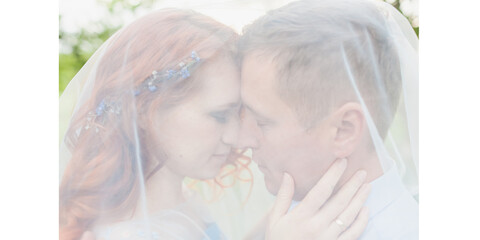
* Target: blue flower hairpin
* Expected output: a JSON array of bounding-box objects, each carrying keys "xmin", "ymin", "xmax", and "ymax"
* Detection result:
[
  {"xmin": 134, "ymin": 51, "xmax": 201, "ymax": 96},
  {"xmin": 84, "ymin": 99, "xmax": 121, "ymax": 133}
]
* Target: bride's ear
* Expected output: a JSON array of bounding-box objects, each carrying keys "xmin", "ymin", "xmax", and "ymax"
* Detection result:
[{"xmin": 330, "ymin": 102, "xmax": 365, "ymax": 158}]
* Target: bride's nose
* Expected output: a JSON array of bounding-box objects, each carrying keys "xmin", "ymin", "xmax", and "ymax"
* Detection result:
[{"xmin": 221, "ymin": 115, "xmax": 240, "ymax": 147}]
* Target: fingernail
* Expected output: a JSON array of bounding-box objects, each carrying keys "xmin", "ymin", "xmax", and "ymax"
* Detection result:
[
  {"xmin": 283, "ymin": 172, "xmax": 291, "ymax": 182},
  {"xmin": 356, "ymin": 170, "xmax": 367, "ymax": 182}
]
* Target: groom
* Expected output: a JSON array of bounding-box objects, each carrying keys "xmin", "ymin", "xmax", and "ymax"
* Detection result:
[{"xmin": 237, "ymin": 0, "xmax": 418, "ymax": 239}]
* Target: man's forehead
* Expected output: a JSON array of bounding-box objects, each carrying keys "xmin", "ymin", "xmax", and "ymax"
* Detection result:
[
  {"xmin": 241, "ymin": 50, "xmax": 278, "ymax": 70},
  {"xmin": 241, "ymin": 53, "xmax": 277, "ymax": 89},
  {"xmin": 241, "ymin": 61, "xmax": 271, "ymax": 104}
]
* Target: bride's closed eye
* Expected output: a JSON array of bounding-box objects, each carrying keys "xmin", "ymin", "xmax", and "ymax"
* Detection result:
[
  {"xmin": 209, "ymin": 102, "xmax": 241, "ymax": 124},
  {"xmin": 210, "ymin": 110, "xmax": 231, "ymax": 124}
]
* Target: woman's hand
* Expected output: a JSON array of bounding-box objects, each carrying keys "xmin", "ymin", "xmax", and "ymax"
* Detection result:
[{"xmin": 265, "ymin": 158, "xmax": 370, "ymax": 240}]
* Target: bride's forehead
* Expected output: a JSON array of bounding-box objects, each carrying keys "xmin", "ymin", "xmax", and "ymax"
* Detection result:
[
  {"xmin": 196, "ymin": 59, "xmax": 239, "ymax": 88},
  {"xmin": 175, "ymin": 68, "xmax": 239, "ymax": 108}
]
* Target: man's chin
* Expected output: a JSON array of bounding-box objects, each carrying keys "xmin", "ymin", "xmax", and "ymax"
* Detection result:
[
  {"xmin": 264, "ymin": 177, "xmax": 281, "ymax": 196},
  {"xmin": 265, "ymin": 176, "xmax": 308, "ymax": 201}
]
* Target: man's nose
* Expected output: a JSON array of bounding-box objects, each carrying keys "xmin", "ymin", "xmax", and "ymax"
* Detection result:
[{"xmin": 237, "ymin": 127, "xmax": 259, "ymax": 150}]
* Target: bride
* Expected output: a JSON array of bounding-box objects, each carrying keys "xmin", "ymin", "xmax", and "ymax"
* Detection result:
[{"xmin": 59, "ymin": 9, "xmax": 369, "ymax": 240}]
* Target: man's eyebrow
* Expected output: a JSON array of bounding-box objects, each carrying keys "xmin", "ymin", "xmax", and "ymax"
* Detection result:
[
  {"xmin": 217, "ymin": 102, "xmax": 241, "ymax": 109},
  {"xmin": 243, "ymin": 104, "xmax": 270, "ymax": 120}
]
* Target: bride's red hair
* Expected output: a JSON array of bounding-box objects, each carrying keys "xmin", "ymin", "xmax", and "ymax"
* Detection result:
[{"xmin": 59, "ymin": 9, "xmax": 244, "ymax": 240}]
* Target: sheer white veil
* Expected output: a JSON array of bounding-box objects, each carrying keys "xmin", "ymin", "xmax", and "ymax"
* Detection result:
[
  {"xmin": 368, "ymin": 0, "xmax": 419, "ymax": 197},
  {"xmin": 59, "ymin": 1, "xmax": 419, "ymax": 239}
]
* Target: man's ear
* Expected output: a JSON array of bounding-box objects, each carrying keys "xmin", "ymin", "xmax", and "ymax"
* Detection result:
[{"xmin": 330, "ymin": 102, "xmax": 365, "ymax": 158}]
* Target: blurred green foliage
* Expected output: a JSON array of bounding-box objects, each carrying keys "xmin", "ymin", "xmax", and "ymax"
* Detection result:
[
  {"xmin": 59, "ymin": 26, "xmax": 119, "ymax": 95},
  {"xmin": 59, "ymin": 0, "xmax": 156, "ymax": 95},
  {"xmin": 59, "ymin": 0, "xmax": 418, "ymax": 95}
]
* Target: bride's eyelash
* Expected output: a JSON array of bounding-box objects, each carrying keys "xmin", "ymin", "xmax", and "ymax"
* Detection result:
[{"xmin": 210, "ymin": 111, "xmax": 229, "ymax": 123}]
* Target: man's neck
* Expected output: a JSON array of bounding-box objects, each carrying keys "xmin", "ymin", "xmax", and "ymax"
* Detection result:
[{"xmin": 339, "ymin": 151, "xmax": 384, "ymax": 187}]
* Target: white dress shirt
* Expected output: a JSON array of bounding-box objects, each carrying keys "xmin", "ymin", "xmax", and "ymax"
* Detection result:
[{"xmin": 358, "ymin": 166, "xmax": 419, "ymax": 240}]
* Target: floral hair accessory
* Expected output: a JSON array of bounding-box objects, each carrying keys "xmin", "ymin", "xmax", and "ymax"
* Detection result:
[
  {"xmin": 82, "ymin": 51, "xmax": 201, "ymax": 134},
  {"xmin": 134, "ymin": 51, "xmax": 201, "ymax": 96},
  {"xmin": 84, "ymin": 98, "xmax": 121, "ymax": 133}
]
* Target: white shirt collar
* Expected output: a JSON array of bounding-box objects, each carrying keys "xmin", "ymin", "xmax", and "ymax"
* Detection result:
[{"xmin": 364, "ymin": 164, "xmax": 407, "ymax": 219}]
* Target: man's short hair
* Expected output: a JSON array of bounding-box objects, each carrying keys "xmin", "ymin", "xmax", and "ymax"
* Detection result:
[{"xmin": 238, "ymin": 0, "xmax": 402, "ymax": 138}]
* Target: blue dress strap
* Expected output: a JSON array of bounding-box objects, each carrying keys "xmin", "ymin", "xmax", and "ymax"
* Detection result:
[{"xmin": 203, "ymin": 222, "xmax": 226, "ymax": 240}]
